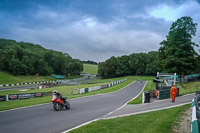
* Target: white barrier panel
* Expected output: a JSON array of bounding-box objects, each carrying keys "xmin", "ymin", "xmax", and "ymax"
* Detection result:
[
  {"xmin": 80, "ymin": 88, "xmax": 85, "ymax": 94},
  {"xmin": 78, "ymin": 78, "xmax": 127, "ymax": 94},
  {"xmin": 89, "ymin": 87, "xmax": 93, "ymax": 92},
  {"xmin": 92, "ymin": 86, "xmax": 101, "ymax": 91}
]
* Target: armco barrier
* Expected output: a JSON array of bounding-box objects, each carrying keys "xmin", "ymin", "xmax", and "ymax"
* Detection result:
[
  {"xmin": 191, "ymin": 95, "xmax": 200, "ymax": 133},
  {"xmin": 0, "ymin": 91, "xmax": 52, "ymax": 102},
  {"xmin": 79, "ymin": 78, "xmax": 127, "ymax": 94}
]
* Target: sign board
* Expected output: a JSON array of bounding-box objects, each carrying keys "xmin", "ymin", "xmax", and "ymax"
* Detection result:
[
  {"xmin": 42, "ymin": 92, "xmax": 52, "ymax": 96},
  {"xmin": 9, "ymin": 94, "xmax": 18, "ymax": 100},
  {"xmin": 0, "ymin": 96, "xmax": 6, "ymax": 101},
  {"xmin": 100, "ymin": 85, "xmax": 107, "ymax": 89},
  {"xmin": 18, "ymin": 93, "xmax": 36, "ymax": 99},
  {"xmin": 36, "ymin": 93, "xmax": 42, "ymax": 97}
]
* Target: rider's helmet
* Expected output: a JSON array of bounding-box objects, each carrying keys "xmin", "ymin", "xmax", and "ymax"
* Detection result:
[{"xmin": 54, "ymin": 90, "xmax": 58, "ymax": 94}]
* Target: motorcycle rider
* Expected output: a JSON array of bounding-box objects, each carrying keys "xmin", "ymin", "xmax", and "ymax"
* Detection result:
[{"xmin": 54, "ymin": 90, "xmax": 66, "ymax": 105}]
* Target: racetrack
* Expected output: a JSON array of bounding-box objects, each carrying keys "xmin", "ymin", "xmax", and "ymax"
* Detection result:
[{"xmin": 0, "ymin": 81, "xmax": 145, "ymax": 133}]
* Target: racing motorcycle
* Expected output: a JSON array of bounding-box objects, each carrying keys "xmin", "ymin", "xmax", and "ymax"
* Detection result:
[{"xmin": 51, "ymin": 95, "xmax": 70, "ymax": 111}]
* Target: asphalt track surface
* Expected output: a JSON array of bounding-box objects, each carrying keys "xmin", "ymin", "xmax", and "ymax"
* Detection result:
[{"xmin": 0, "ymin": 81, "xmax": 145, "ymax": 133}]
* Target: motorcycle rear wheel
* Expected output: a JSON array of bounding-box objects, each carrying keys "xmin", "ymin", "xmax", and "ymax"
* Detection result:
[{"xmin": 53, "ymin": 102, "xmax": 59, "ymax": 111}]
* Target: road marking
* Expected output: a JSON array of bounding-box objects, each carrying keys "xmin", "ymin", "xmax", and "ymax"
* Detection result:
[
  {"xmin": 100, "ymin": 102, "xmax": 191, "ymax": 120},
  {"xmin": 63, "ymin": 81, "xmax": 147, "ymax": 133},
  {"xmin": 0, "ymin": 103, "xmax": 50, "ymax": 113},
  {"xmin": 105, "ymin": 81, "xmax": 147, "ymax": 116}
]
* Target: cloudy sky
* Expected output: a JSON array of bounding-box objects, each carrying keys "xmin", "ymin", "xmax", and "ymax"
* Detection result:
[{"xmin": 0, "ymin": 0, "xmax": 200, "ymax": 62}]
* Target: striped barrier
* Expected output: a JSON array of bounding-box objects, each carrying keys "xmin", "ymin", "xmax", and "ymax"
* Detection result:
[
  {"xmin": 0, "ymin": 80, "xmax": 59, "ymax": 87},
  {"xmin": 191, "ymin": 95, "xmax": 200, "ymax": 133},
  {"xmin": 79, "ymin": 78, "xmax": 127, "ymax": 94}
]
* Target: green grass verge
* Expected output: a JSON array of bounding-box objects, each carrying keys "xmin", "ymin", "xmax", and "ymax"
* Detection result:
[
  {"xmin": 0, "ymin": 76, "xmax": 133, "ymax": 111},
  {"xmin": 83, "ymin": 64, "xmax": 98, "ymax": 74},
  {"xmin": 0, "ymin": 71, "xmax": 55, "ymax": 84},
  {"xmin": 128, "ymin": 77, "xmax": 200, "ymax": 104},
  {"xmin": 69, "ymin": 104, "xmax": 190, "ymax": 133},
  {"xmin": 178, "ymin": 81, "xmax": 200, "ymax": 95}
]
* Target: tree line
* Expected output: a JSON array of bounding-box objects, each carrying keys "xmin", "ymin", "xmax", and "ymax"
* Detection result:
[
  {"xmin": 82, "ymin": 60, "xmax": 98, "ymax": 65},
  {"xmin": 0, "ymin": 39, "xmax": 83, "ymax": 76},
  {"xmin": 98, "ymin": 51, "xmax": 159, "ymax": 78},
  {"xmin": 98, "ymin": 16, "xmax": 200, "ymax": 78}
]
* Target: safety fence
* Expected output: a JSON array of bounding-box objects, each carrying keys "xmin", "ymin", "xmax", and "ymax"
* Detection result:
[
  {"xmin": 0, "ymin": 92, "xmax": 52, "ymax": 102},
  {"xmin": 191, "ymin": 94, "xmax": 200, "ymax": 133},
  {"xmin": 78, "ymin": 78, "xmax": 127, "ymax": 94},
  {"xmin": 158, "ymin": 87, "xmax": 179, "ymax": 99}
]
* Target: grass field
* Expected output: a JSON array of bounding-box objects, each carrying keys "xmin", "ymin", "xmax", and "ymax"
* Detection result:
[
  {"xmin": 0, "ymin": 76, "xmax": 134, "ymax": 111},
  {"xmin": 0, "ymin": 71, "xmax": 55, "ymax": 84},
  {"xmin": 69, "ymin": 104, "xmax": 190, "ymax": 133},
  {"xmin": 83, "ymin": 64, "xmax": 98, "ymax": 74}
]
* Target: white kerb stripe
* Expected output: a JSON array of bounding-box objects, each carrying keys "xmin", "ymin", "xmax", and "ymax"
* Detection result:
[{"xmin": 192, "ymin": 106, "xmax": 197, "ymax": 122}]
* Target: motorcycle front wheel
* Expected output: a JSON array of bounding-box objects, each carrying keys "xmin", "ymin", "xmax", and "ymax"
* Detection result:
[
  {"xmin": 53, "ymin": 102, "xmax": 59, "ymax": 111},
  {"xmin": 65, "ymin": 101, "xmax": 70, "ymax": 109}
]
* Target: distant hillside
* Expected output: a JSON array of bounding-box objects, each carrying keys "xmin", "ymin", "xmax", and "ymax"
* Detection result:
[{"xmin": 83, "ymin": 64, "xmax": 98, "ymax": 75}]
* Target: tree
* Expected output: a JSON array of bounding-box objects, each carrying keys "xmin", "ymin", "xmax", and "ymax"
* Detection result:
[
  {"xmin": 129, "ymin": 53, "xmax": 147, "ymax": 75},
  {"xmin": 116, "ymin": 55, "xmax": 132, "ymax": 76},
  {"xmin": 98, "ymin": 56, "xmax": 117, "ymax": 78},
  {"xmin": 158, "ymin": 16, "xmax": 198, "ymax": 76},
  {"xmin": 145, "ymin": 51, "xmax": 159, "ymax": 75}
]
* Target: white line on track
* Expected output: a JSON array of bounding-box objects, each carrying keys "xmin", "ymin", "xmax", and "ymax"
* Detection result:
[
  {"xmin": 63, "ymin": 81, "xmax": 147, "ymax": 133},
  {"xmin": 0, "ymin": 103, "xmax": 51, "ymax": 113},
  {"xmin": 101, "ymin": 102, "xmax": 191, "ymax": 120}
]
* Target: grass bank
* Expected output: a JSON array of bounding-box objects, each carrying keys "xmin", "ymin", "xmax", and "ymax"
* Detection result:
[
  {"xmin": 83, "ymin": 64, "xmax": 98, "ymax": 74},
  {"xmin": 178, "ymin": 81, "xmax": 200, "ymax": 95},
  {"xmin": 0, "ymin": 76, "xmax": 134, "ymax": 111},
  {"xmin": 0, "ymin": 71, "xmax": 55, "ymax": 84},
  {"xmin": 69, "ymin": 104, "xmax": 190, "ymax": 133}
]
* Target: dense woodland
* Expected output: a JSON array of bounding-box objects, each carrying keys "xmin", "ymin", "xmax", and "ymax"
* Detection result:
[
  {"xmin": 98, "ymin": 16, "xmax": 200, "ymax": 78},
  {"xmin": 0, "ymin": 39, "xmax": 83, "ymax": 75}
]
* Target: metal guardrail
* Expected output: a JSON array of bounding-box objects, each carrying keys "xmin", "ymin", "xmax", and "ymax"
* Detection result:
[
  {"xmin": 79, "ymin": 78, "xmax": 127, "ymax": 94},
  {"xmin": 191, "ymin": 95, "xmax": 200, "ymax": 133}
]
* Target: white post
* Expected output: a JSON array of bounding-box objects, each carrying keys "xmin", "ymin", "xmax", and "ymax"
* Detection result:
[
  {"xmin": 174, "ymin": 73, "xmax": 176, "ymax": 85},
  {"xmin": 6, "ymin": 95, "xmax": 9, "ymax": 101},
  {"xmin": 142, "ymin": 92, "xmax": 145, "ymax": 104},
  {"xmin": 157, "ymin": 72, "xmax": 159, "ymax": 78}
]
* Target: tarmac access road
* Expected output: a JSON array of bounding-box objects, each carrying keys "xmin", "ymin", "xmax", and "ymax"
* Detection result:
[
  {"xmin": 0, "ymin": 81, "xmax": 146, "ymax": 133},
  {"xmin": 0, "ymin": 85, "xmax": 38, "ymax": 91},
  {"xmin": 101, "ymin": 93, "xmax": 195, "ymax": 119}
]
